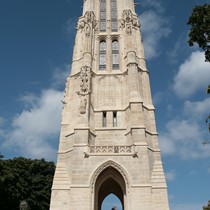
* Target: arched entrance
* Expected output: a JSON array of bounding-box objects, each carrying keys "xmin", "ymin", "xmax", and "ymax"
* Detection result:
[{"xmin": 94, "ymin": 166, "xmax": 126, "ymax": 210}]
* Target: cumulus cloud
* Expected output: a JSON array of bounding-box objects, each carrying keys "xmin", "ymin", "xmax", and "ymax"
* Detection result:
[
  {"xmin": 184, "ymin": 98, "xmax": 210, "ymax": 120},
  {"xmin": 140, "ymin": 8, "xmax": 171, "ymax": 59},
  {"xmin": 173, "ymin": 51, "xmax": 210, "ymax": 98},
  {"xmin": 159, "ymin": 119, "xmax": 210, "ymax": 159},
  {"xmin": 1, "ymin": 89, "xmax": 63, "ymax": 160}
]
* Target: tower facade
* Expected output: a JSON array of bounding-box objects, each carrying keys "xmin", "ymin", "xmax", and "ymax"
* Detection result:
[{"xmin": 50, "ymin": 0, "xmax": 170, "ymax": 209}]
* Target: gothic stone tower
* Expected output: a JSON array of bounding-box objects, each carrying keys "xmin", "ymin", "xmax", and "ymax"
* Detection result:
[{"xmin": 50, "ymin": 0, "xmax": 170, "ymax": 209}]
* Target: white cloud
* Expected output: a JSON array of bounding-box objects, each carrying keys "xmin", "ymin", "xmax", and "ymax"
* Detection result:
[
  {"xmin": 170, "ymin": 203, "xmax": 203, "ymax": 210},
  {"xmin": 165, "ymin": 170, "xmax": 176, "ymax": 181},
  {"xmin": 184, "ymin": 98, "xmax": 210, "ymax": 119},
  {"xmin": 140, "ymin": 10, "xmax": 171, "ymax": 59},
  {"xmin": 1, "ymin": 89, "xmax": 63, "ymax": 160},
  {"xmin": 173, "ymin": 51, "xmax": 210, "ymax": 98},
  {"xmin": 159, "ymin": 119, "xmax": 210, "ymax": 159}
]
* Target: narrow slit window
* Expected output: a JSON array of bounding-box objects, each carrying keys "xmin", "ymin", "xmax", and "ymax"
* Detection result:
[
  {"xmin": 112, "ymin": 40, "xmax": 119, "ymax": 69},
  {"xmin": 103, "ymin": 112, "xmax": 107, "ymax": 127},
  {"xmin": 113, "ymin": 112, "xmax": 117, "ymax": 127},
  {"xmin": 100, "ymin": 0, "xmax": 106, "ymax": 32},
  {"xmin": 111, "ymin": 0, "xmax": 118, "ymax": 32},
  {"xmin": 99, "ymin": 41, "xmax": 106, "ymax": 70}
]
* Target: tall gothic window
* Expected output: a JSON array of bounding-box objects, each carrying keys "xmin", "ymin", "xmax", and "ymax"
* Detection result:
[
  {"xmin": 102, "ymin": 112, "xmax": 107, "ymax": 127},
  {"xmin": 100, "ymin": 0, "xmax": 106, "ymax": 32},
  {"xmin": 112, "ymin": 40, "xmax": 119, "ymax": 69},
  {"xmin": 99, "ymin": 41, "xmax": 106, "ymax": 70},
  {"xmin": 111, "ymin": 0, "xmax": 118, "ymax": 32},
  {"xmin": 113, "ymin": 112, "xmax": 117, "ymax": 127}
]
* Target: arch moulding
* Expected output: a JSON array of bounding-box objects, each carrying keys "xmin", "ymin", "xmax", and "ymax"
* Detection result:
[{"xmin": 90, "ymin": 160, "xmax": 130, "ymax": 192}]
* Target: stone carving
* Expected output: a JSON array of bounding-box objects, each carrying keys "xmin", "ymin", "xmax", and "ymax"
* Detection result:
[
  {"xmin": 77, "ymin": 11, "xmax": 98, "ymax": 36},
  {"xmin": 77, "ymin": 66, "xmax": 91, "ymax": 114},
  {"xmin": 120, "ymin": 10, "xmax": 140, "ymax": 34},
  {"xmin": 20, "ymin": 201, "xmax": 28, "ymax": 210},
  {"xmin": 80, "ymin": 98, "xmax": 87, "ymax": 114},
  {"xmin": 90, "ymin": 145, "xmax": 132, "ymax": 153}
]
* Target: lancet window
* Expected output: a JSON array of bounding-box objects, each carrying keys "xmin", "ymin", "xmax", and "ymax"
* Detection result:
[
  {"xmin": 111, "ymin": 0, "xmax": 118, "ymax": 32},
  {"xmin": 100, "ymin": 0, "xmax": 106, "ymax": 32},
  {"xmin": 113, "ymin": 112, "xmax": 117, "ymax": 127},
  {"xmin": 99, "ymin": 40, "xmax": 107, "ymax": 70},
  {"xmin": 102, "ymin": 112, "xmax": 107, "ymax": 127},
  {"xmin": 112, "ymin": 40, "xmax": 119, "ymax": 69}
]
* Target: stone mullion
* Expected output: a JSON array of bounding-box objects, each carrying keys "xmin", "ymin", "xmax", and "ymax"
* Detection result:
[{"xmin": 106, "ymin": 36, "xmax": 112, "ymax": 73}]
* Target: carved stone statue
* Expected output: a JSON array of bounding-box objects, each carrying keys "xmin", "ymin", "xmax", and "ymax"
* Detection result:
[
  {"xmin": 76, "ymin": 11, "xmax": 98, "ymax": 35},
  {"xmin": 120, "ymin": 10, "xmax": 140, "ymax": 34},
  {"xmin": 77, "ymin": 66, "xmax": 91, "ymax": 114},
  {"xmin": 80, "ymin": 97, "xmax": 87, "ymax": 114},
  {"xmin": 20, "ymin": 201, "xmax": 28, "ymax": 210}
]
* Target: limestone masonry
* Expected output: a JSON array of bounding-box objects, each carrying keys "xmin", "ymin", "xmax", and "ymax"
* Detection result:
[{"xmin": 50, "ymin": 0, "xmax": 170, "ymax": 209}]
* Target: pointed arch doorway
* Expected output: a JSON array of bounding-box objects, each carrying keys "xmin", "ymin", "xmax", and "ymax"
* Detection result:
[{"xmin": 94, "ymin": 166, "xmax": 126, "ymax": 210}]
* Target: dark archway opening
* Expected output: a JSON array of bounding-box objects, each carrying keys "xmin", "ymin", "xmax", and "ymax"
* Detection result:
[{"xmin": 94, "ymin": 166, "xmax": 126, "ymax": 210}]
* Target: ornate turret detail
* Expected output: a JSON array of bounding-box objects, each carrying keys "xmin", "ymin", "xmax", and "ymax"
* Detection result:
[
  {"xmin": 120, "ymin": 10, "xmax": 140, "ymax": 34},
  {"xmin": 77, "ymin": 11, "xmax": 98, "ymax": 36}
]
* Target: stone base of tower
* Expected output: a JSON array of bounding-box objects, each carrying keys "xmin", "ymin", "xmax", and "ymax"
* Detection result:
[
  {"xmin": 50, "ymin": 187, "xmax": 169, "ymax": 210},
  {"xmin": 50, "ymin": 146, "xmax": 169, "ymax": 210}
]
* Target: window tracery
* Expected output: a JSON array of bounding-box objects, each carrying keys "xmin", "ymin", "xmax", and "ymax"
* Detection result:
[
  {"xmin": 99, "ymin": 41, "xmax": 106, "ymax": 70},
  {"xmin": 100, "ymin": 0, "xmax": 106, "ymax": 32},
  {"xmin": 112, "ymin": 40, "xmax": 119, "ymax": 69},
  {"xmin": 111, "ymin": 0, "xmax": 118, "ymax": 32}
]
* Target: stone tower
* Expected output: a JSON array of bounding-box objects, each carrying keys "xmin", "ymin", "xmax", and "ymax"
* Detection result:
[{"xmin": 50, "ymin": 0, "xmax": 170, "ymax": 210}]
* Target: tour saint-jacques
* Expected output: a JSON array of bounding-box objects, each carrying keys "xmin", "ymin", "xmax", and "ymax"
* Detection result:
[{"xmin": 50, "ymin": 0, "xmax": 170, "ymax": 209}]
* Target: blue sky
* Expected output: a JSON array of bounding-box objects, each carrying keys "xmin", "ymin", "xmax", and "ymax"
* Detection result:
[{"xmin": 0, "ymin": 0, "xmax": 210, "ymax": 210}]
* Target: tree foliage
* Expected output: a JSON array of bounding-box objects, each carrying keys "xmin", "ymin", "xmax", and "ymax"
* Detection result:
[
  {"xmin": 206, "ymin": 85, "xmax": 210, "ymax": 132},
  {"xmin": 0, "ymin": 157, "xmax": 55, "ymax": 210},
  {"xmin": 187, "ymin": 4, "xmax": 210, "ymax": 62},
  {"xmin": 203, "ymin": 200, "xmax": 210, "ymax": 210}
]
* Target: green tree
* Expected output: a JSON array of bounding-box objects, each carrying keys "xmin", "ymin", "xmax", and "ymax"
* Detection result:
[
  {"xmin": 187, "ymin": 4, "xmax": 210, "ymax": 62},
  {"xmin": 0, "ymin": 157, "xmax": 55, "ymax": 210},
  {"xmin": 203, "ymin": 200, "xmax": 210, "ymax": 210}
]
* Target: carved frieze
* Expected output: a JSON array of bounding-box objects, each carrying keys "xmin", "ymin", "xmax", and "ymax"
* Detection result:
[
  {"xmin": 90, "ymin": 145, "xmax": 132, "ymax": 154},
  {"xmin": 120, "ymin": 10, "xmax": 140, "ymax": 35},
  {"xmin": 77, "ymin": 11, "xmax": 98, "ymax": 37}
]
